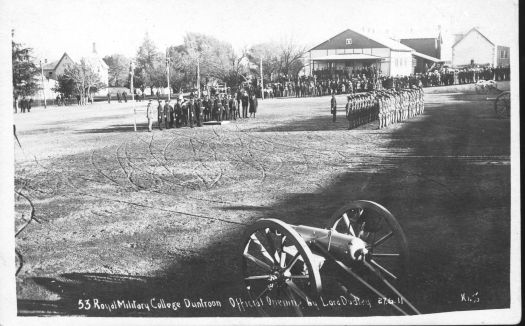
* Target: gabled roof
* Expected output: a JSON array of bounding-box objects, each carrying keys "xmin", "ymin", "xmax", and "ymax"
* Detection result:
[
  {"xmin": 412, "ymin": 51, "xmax": 444, "ymax": 63},
  {"xmin": 310, "ymin": 28, "xmax": 413, "ymax": 52},
  {"xmin": 41, "ymin": 52, "xmax": 108, "ymax": 72},
  {"xmin": 452, "ymin": 27, "xmax": 494, "ymax": 48},
  {"xmin": 42, "ymin": 52, "xmax": 72, "ymax": 71},
  {"xmin": 400, "ymin": 38, "xmax": 441, "ymax": 59}
]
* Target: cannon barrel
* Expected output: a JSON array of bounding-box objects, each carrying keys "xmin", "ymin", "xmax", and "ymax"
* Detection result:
[{"xmin": 291, "ymin": 225, "xmax": 368, "ymax": 261}]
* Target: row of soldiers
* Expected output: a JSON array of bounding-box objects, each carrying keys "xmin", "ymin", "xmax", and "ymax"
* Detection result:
[
  {"xmin": 377, "ymin": 88, "xmax": 424, "ymax": 129},
  {"xmin": 331, "ymin": 87, "xmax": 425, "ymax": 129},
  {"xmin": 145, "ymin": 93, "xmax": 258, "ymax": 131}
]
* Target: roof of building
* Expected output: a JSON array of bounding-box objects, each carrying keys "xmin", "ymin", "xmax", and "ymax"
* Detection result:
[
  {"xmin": 412, "ymin": 51, "xmax": 444, "ymax": 63},
  {"xmin": 312, "ymin": 53, "xmax": 384, "ymax": 61},
  {"xmin": 400, "ymin": 38, "xmax": 441, "ymax": 59},
  {"xmin": 41, "ymin": 52, "xmax": 108, "ymax": 72},
  {"xmin": 310, "ymin": 28, "xmax": 413, "ymax": 52},
  {"xmin": 452, "ymin": 27, "xmax": 494, "ymax": 48}
]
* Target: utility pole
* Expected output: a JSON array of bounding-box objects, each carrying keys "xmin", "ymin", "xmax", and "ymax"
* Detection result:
[
  {"xmin": 130, "ymin": 61, "xmax": 136, "ymax": 132},
  {"xmin": 260, "ymin": 57, "xmax": 264, "ymax": 100},
  {"xmin": 197, "ymin": 57, "xmax": 201, "ymax": 98},
  {"xmin": 166, "ymin": 48, "xmax": 171, "ymax": 101},
  {"xmin": 39, "ymin": 59, "xmax": 47, "ymax": 108}
]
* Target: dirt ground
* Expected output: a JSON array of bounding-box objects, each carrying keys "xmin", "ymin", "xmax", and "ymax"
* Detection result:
[{"xmin": 14, "ymin": 86, "xmax": 511, "ymax": 317}]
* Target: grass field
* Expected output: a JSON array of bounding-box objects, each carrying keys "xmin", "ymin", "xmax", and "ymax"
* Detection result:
[{"xmin": 14, "ymin": 88, "xmax": 511, "ymax": 317}]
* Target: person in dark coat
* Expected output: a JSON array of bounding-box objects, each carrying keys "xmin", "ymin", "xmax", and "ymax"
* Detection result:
[
  {"xmin": 122, "ymin": 91, "xmax": 127, "ymax": 103},
  {"xmin": 249, "ymin": 94, "xmax": 258, "ymax": 118},
  {"xmin": 187, "ymin": 97, "xmax": 195, "ymax": 128},
  {"xmin": 168, "ymin": 100, "xmax": 175, "ymax": 128},
  {"xmin": 164, "ymin": 100, "xmax": 171, "ymax": 129},
  {"xmin": 331, "ymin": 94, "xmax": 337, "ymax": 122},
  {"xmin": 174, "ymin": 98, "xmax": 182, "ymax": 128},
  {"xmin": 194, "ymin": 97, "xmax": 202, "ymax": 127},
  {"xmin": 20, "ymin": 97, "xmax": 27, "ymax": 113},
  {"xmin": 157, "ymin": 100, "xmax": 164, "ymax": 130},
  {"xmin": 117, "ymin": 92, "xmax": 121, "ymax": 103},
  {"xmin": 107, "ymin": 92, "xmax": 111, "ymax": 104},
  {"xmin": 27, "ymin": 98, "xmax": 33, "ymax": 112},
  {"xmin": 241, "ymin": 91, "xmax": 249, "ymax": 118}
]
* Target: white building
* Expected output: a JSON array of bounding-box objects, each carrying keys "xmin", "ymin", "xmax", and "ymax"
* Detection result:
[
  {"xmin": 306, "ymin": 28, "xmax": 442, "ymax": 78},
  {"xmin": 451, "ymin": 27, "xmax": 510, "ymax": 67},
  {"xmin": 41, "ymin": 43, "xmax": 109, "ymax": 97}
]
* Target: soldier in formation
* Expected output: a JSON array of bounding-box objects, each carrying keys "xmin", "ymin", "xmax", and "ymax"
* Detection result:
[
  {"xmin": 345, "ymin": 92, "xmax": 379, "ymax": 129},
  {"xmin": 343, "ymin": 87, "xmax": 424, "ymax": 130},
  {"xmin": 377, "ymin": 87, "xmax": 424, "ymax": 129}
]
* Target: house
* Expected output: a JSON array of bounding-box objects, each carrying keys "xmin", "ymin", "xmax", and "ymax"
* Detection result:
[
  {"xmin": 306, "ymin": 28, "xmax": 443, "ymax": 78},
  {"xmin": 42, "ymin": 43, "xmax": 109, "ymax": 95},
  {"xmin": 451, "ymin": 27, "xmax": 510, "ymax": 67}
]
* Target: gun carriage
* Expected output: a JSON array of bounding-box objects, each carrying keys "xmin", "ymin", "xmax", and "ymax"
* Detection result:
[{"xmin": 241, "ymin": 200, "xmax": 421, "ymax": 316}]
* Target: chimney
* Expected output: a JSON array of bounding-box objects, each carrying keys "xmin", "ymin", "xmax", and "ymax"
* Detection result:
[{"xmin": 92, "ymin": 42, "xmax": 97, "ymax": 54}]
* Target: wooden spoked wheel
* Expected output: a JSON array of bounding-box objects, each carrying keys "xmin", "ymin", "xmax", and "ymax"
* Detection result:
[
  {"xmin": 327, "ymin": 200, "xmax": 409, "ymax": 287},
  {"xmin": 241, "ymin": 218, "xmax": 322, "ymax": 316},
  {"xmin": 494, "ymin": 91, "xmax": 510, "ymax": 119}
]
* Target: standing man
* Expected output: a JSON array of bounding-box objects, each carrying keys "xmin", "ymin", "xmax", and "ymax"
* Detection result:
[
  {"xmin": 174, "ymin": 97, "xmax": 182, "ymax": 128},
  {"xmin": 146, "ymin": 99, "xmax": 154, "ymax": 132},
  {"xmin": 164, "ymin": 100, "xmax": 171, "ymax": 129},
  {"xmin": 331, "ymin": 94, "xmax": 337, "ymax": 122},
  {"xmin": 188, "ymin": 96, "xmax": 195, "ymax": 128},
  {"xmin": 241, "ymin": 91, "xmax": 249, "ymax": 118},
  {"xmin": 236, "ymin": 88, "xmax": 242, "ymax": 119},
  {"xmin": 117, "ymin": 92, "xmax": 121, "ymax": 103},
  {"xmin": 107, "ymin": 92, "xmax": 111, "ymax": 104},
  {"xmin": 194, "ymin": 97, "xmax": 202, "ymax": 127},
  {"xmin": 249, "ymin": 94, "xmax": 258, "ymax": 118},
  {"xmin": 229, "ymin": 94, "xmax": 237, "ymax": 121},
  {"xmin": 157, "ymin": 100, "xmax": 164, "ymax": 130},
  {"xmin": 123, "ymin": 91, "xmax": 127, "ymax": 103}
]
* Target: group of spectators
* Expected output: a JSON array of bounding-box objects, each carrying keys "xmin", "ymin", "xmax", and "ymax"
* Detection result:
[
  {"xmin": 13, "ymin": 96, "xmax": 33, "ymax": 113},
  {"xmin": 390, "ymin": 65, "xmax": 511, "ymax": 89},
  {"xmin": 145, "ymin": 88, "xmax": 259, "ymax": 131},
  {"xmin": 260, "ymin": 64, "xmax": 510, "ymax": 99}
]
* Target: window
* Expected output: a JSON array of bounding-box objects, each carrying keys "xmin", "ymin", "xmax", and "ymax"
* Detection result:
[
  {"xmin": 346, "ymin": 38, "xmax": 352, "ymax": 45},
  {"xmin": 501, "ymin": 50, "xmax": 507, "ymax": 59}
]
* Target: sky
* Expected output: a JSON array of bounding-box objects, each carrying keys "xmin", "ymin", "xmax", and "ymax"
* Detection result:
[{"xmin": 6, "ymin": 0, "xmax": 519, "ymax": 62}]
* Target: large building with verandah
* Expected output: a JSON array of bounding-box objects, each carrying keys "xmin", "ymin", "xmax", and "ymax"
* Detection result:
[{"xmin": 306, "ymin": 28, "xmax": 443, "ymax": 79}]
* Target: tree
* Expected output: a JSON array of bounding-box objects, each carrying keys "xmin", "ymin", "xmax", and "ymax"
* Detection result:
[
  {"xmin": 247, "ymin": 39, "xmax": 306, "ymax": 82},
  {"xmin": 12, "ymin": 40, "xmax": 40, "ymax": 98},
  {"xmin": 181, "ymin": 33, "xmax": 248, "ymax": 89},
  {"xmin": 103, "ymin": 54, "xmax": 130, "ymax": 87},
  {"xmin": 61, "ymin": 59, "xmax": 105, "ymax": 104},
  {"xmin": 52, "ymin": 74, "xmax": 75, "ymax": 97},
  {"xmin": 135, "ymin": 33, "xmax": 163, "ymax": 94},
  {"xmin": 278, "ymin": 38, "xmax": 306, "ymax": 78}
]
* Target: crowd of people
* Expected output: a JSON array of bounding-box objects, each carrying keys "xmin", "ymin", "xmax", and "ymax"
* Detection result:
[
  {"xmin": 145, "ymin": 89, "xmax": 258, "ymax": 132},
  {"xmin": 261, "ymin": 65, "xmax": 509, "ymax": 99}
]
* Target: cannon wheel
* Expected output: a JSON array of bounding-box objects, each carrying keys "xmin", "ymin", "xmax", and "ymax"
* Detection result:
[
  {"xmin": 494, "ymin": 91, "xmax": 510, "ymax": 119},
  {"xmin": 327, "ymin": 200, "xmax": 409, "ymax": 285},
  {"xmin": 241, "ymin": 218, "xmax": 322, "ymax": 316}
]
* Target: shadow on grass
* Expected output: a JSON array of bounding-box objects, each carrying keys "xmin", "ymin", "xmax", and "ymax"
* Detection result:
[{"xmin": 18, "ymin": 92, "xmax": 510, "ymax": 317}]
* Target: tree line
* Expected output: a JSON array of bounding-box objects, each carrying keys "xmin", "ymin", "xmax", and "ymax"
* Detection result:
[
  {"xmin": 104, "ymin": 33, "xmax": 306, "ymax": 94},
  {"xmin": 12, "ymin": 32, "xmax": 306, "ymax": 100}
]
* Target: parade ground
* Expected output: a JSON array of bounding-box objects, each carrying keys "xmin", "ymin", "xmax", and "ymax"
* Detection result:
[{"xmin": 14, "ymin": 87, "xmax": 511, "ymax": 316}]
